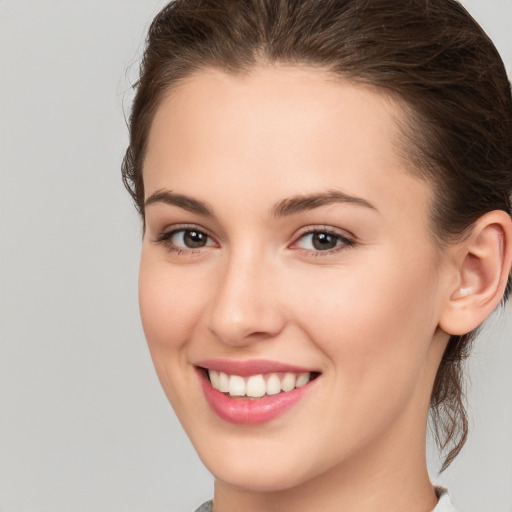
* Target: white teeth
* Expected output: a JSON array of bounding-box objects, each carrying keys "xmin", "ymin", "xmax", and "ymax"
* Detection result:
[
  {"xmin": 281, "ymin": 372, "xmax": 296, "ymax": 392},
  {"xmin": 218, "ymin": 371, "xmax": 229, "ymax": 393},
  {"xmin": 246, "ymin": 375, "xmax": 266, "ymax": 398},
  {"xmin": 207, "ymin": 369, "xmax": 314, "ymax": 397},
  {"xmin": 296, "ymin": 372, "xmax": 310, "ymax": 388},
  {"xmin": 228, "ymin": 375, "xmax": 246, "ymax": 396},
  {"xmin": 209, "ymin": 369, "xmax": 220, "ymax": 389},
  {"xmin": 266, "ymin": 374, "xmax": 282, "ymax": 395}
]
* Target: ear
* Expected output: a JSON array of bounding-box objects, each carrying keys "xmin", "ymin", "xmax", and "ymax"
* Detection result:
[{"xmin": 439, "ymin": 210, "xmax": 512, "ymax": 336}]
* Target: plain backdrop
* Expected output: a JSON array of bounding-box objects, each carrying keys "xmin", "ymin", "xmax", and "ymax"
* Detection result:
[{"xmin": 1, "ymin": 1, "xmax": 511, "ymax": 511}]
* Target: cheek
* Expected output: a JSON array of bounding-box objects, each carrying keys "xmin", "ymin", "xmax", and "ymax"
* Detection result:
[
  {"xmin": 138, "ymin": 253, "xmax": 212, "ymax": 402},
  {"xmin": 138, "ymin": 253, "xmax": 209, "ymax": 350},
  {"xmin": 291, "ymin": 252, "xmax": 440, "ymax": 402},
  {"xmin": 138, "ymin": 252, "xmax": 215, "ymax": 417}
]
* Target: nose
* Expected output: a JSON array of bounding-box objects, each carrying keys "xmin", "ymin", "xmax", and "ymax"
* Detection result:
[{"xmin": 206, "ymin": 248, "xmax": 286, "ymax": 347}]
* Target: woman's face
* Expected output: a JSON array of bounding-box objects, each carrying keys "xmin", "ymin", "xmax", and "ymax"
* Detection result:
[{"xmin": 139, "ymin": 66, "xmax": 452, "ymax": 492}]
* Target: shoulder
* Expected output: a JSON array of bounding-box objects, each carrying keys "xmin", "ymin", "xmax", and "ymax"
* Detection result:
[
  {"xmin": 193, "ymin": 491, "xmax": 456, "ymax": 512},
  {"xmin": 193, "ymin": 500, "xmax": 213, "ymax": 512},
  {"xmin": 433, "ymin": 486, "xmax": 458, "ymax": 512}
]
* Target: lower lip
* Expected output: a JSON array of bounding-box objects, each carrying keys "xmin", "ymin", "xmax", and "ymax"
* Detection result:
[{"xmin": 198, "ymin": 369, "xmax": 316, "ymax": 425}]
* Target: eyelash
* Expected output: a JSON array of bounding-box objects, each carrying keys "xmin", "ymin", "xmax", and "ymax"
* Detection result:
[
  {"xmin": 153, "ymin": 225, "xmax": 356, "ymax": 257},
  {"xmin": 153, "ymin": 224, "xmax": 217, "ymax": 255},
  {"xmin": 290, "ymin": 226, "xmax": 356, "ymax": 256}
]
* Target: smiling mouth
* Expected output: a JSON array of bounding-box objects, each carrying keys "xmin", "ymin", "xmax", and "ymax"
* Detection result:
[{"xmin": 202, "ymin": 368, "xmax": 321, "ymax": 399}]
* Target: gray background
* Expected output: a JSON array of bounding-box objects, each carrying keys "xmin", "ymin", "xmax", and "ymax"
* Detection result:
[{"xmin": 0, "ymin": 1, "xmax": 511, "ymax": 511}]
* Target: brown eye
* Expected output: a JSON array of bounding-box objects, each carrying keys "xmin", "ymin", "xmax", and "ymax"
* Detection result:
[
  {"xmin": 167, "ymin": 229, "xmax": 214, "ymax": 249},
  {"xmin": 311, "ymin": 232, "xmax": 338, "ymax": 250},
  {"xmin": 182, "ymin": 230, "xmax": 208, "ymax": 248},
  {"xmin": 293, "ymin": 229, "xmax": 355, "ymax": 253}
]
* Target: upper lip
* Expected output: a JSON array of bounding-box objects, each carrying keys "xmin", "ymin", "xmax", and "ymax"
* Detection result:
[{"xmin": 195, "ymin": 359, "xmax": 317, "ymax": 376}]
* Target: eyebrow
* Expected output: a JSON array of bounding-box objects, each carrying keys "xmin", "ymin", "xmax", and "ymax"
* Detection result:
[
  {"xmin": 144, "ymin": 188, "xmax": 377, "ymax": 218},
  {"xmin": 271, "ymin": 190, "xmax": 377, "ymax": 218},
  {"xmin": 145, "ymin": 189, "xmax": 215, "ymax": 217}
]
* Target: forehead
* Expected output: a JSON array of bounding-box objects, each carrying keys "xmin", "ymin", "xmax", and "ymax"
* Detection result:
[
  {"xmin": 146, "ymin": 65, "xmax": 405, "ymax": 172},
  {"xmin": 143, "ymin": 65, "xmax": 432, "ymax": 226}
]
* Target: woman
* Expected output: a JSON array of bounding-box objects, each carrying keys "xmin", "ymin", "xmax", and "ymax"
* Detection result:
[{"xmin": 122, "ymin": 1, "xmax": 512, "ymax": 510}]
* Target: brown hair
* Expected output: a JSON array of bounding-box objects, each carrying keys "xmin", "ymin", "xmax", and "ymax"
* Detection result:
[{"xmin": 122, "ymin": 0, "xmax": 512, "ymax": 470}]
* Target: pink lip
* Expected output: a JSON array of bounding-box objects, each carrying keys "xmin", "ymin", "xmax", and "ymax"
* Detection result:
[
  {"xmin": 195, "ymin": 361, "xmax": 319, "ymax": 425},
  {"xmin": 196, "ymin": 358, "xmax": 314, "ymax": 376}
]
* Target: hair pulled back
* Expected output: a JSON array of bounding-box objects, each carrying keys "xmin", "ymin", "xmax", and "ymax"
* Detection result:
[{"xmin": 122, "ymin": 0, "xmax": 512, "ymax": 470}]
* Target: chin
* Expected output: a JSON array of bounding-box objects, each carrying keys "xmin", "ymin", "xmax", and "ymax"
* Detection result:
[
  {"xmin": 208, "ymin": 457, "xmax": 310, "ymax": 492},
  {"xmin": 191, "ymin": 432, "xmax": 323, "ymax": 493}
]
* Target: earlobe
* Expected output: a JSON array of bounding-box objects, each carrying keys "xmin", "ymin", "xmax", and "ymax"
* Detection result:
[{"xmin": 439, "ymin": 210, "xmax": 512, "ymax": 336}]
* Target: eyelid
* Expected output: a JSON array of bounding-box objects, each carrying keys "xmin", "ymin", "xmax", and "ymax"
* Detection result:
[
  {"xmin": 152, "ymin": 223, "xmax": 218, "ymax": 250},
  {"xmin": 289, "ymin": 225, "xmax": 356, "ymax": 254},
  {"xmin": 151, "ymin": 223, "xmax": 356, "ymax": 256},
  {"xmin": 291, "ymin": 225, "xmax": 356, "ymax": 242},
  {"xmin": 292, "ymin": 224, "xmax": 355, "ymax": 238}
]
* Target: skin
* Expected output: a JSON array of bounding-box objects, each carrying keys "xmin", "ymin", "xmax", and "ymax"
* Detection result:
[{"xmin": 139, "ymin": 66, "xmax": 481, "ymax": 512}]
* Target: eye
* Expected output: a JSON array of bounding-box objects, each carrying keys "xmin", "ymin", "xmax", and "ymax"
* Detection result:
[
  {"xmin": 292, "ymin": 229, "xmax": 355, "ymax": 254},
  {"xmin": 154, "ymin": 227, "xmax": 216, "ymax": 252},
  {"xmin": 171, "ymin": 229, "xmax": 211, "ymax": 248}
]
